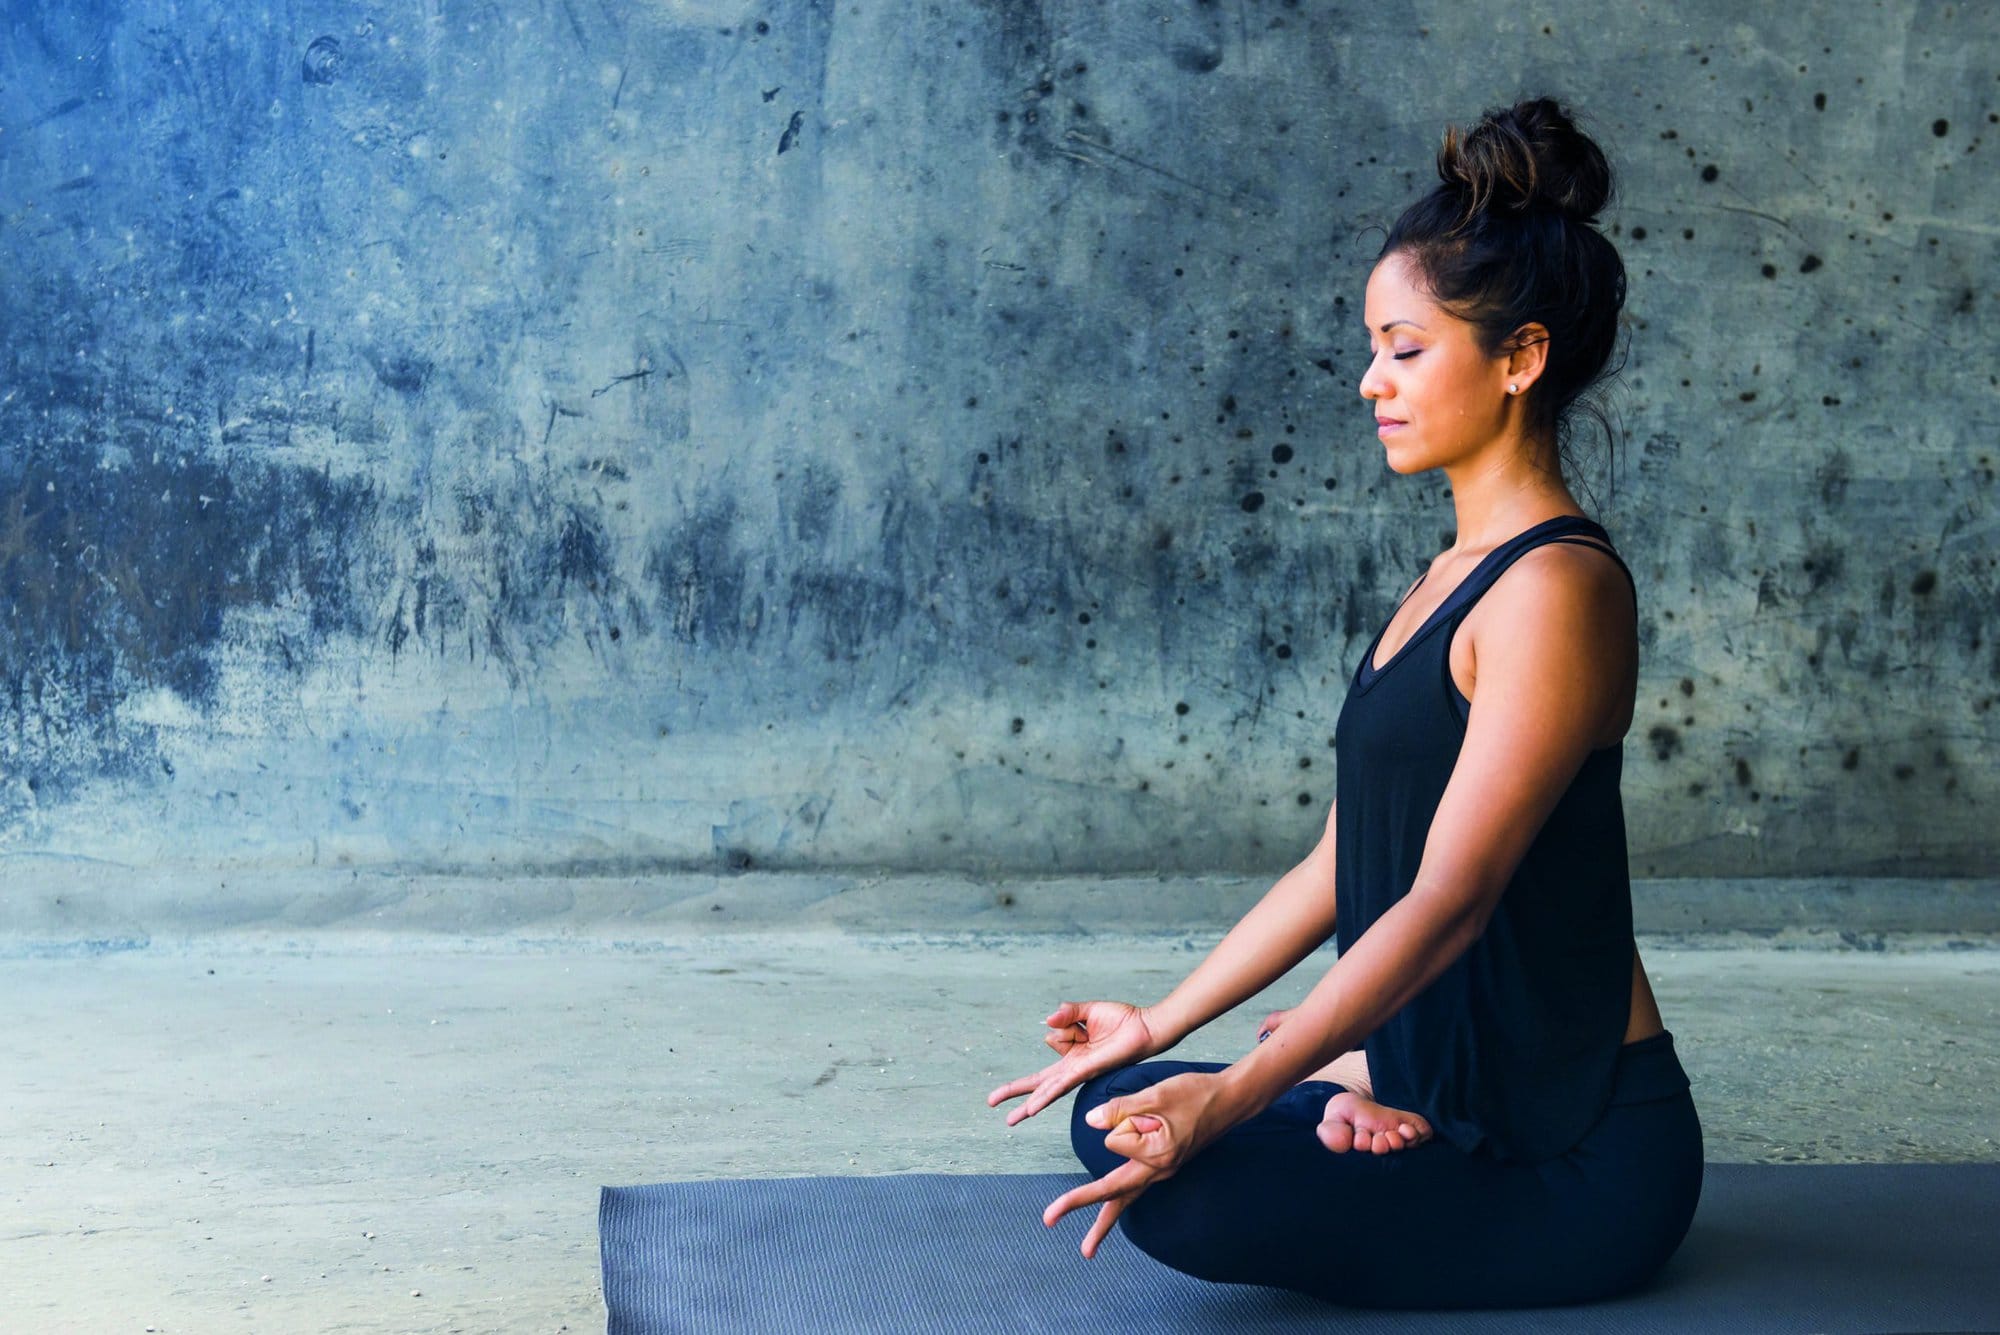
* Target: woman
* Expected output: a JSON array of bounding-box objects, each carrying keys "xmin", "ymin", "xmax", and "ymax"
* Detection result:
[{"xmin": 986, "ymin": 96, "xmax": 1703, "ymax": 1310}]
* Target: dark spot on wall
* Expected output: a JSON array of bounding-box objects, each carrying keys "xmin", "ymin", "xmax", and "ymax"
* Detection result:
[
  {"xmin": 1630, "ymin": 226, "xmax": 1647, "ymax": 240},
  {"xmin": 1701, "ymin": 164, "xmax": 1719, "ymax": 182},
  {"xmin": 1842, "ymin": 748, "xmax": 1860, "ymax": 770},
  {"xmin": 1296, "ymin": 791, "xmax": 1312, "ymax": 805},
  {"xmin": 1813, "ymin": 91, "xmax": 1825, "ymax": 110},
  {"xmin": 1171, "ymin": 43, "xmax": 1224, "ymax": 73},
  {"xmin": 1734, "ymin": 757, "xmax": 1753, "ymax": 787},
  {"xmin": 1893, "ymin": 763, "xmax": 1915, "ymax": 780},
  {"xmin": 1175, "ymin": 701, "xmax": 1189, "ymax": 715},
  {"xmin": 0, "ymin": 439, "xmax": 381, "ymax": 821},
  {"xmin": 553, "ymin": 505, "xmax": 612, "ymax": 597},
  {"xmin": 1760, "ymin": 264, "xmax": 1777, "ymax": 279},
  {"xmin": 1800, "ymin": 543, "xmax": 1844, "ymax": 595},
  {"xmin": 1679, "ymin": 677, "xmax": 1695, "ymax": 697},
  {"xmin": 645, "ymin": 495, "xmax": 753, "ymax": 650},
  {"xmin": 781, "ymin": 461, "xmax": 840, "ymax": 547},
  {"xmin": 1933, "ymin": 118, "xmax": 1949, "ymax": 136},
  {"xmin": 1240, "ymin": 491, "xmax": 1265, "ymax": 512},
  {"xmin": 367, "ymin": 349, "xmax": 432, "ymax": 394},
  {"xmin": 1010, "ymin": 717, "xmax": 1024, "ymax": 733},
  {"xmin": 778, "ymin": 110, "xmax": 804, "ymax": 154},
  {"xmin": 1799, "ymin": 254, "xmax": 1823, "ymax": 273},
  {"xmin": 1911, "ymin": 570, "xmax": 1937, "ymax": 595},
  {"xmin": 1815, "ymin": 450, "xmax": 1850, "ymax": 507},
  {"xmin": 1647, "ymin": 725, "xmax": 1682, "ymax": 761},
  {"xmin": 301, "ymin": 35, "xmax": 341, "ymax": 85},
  {"xmin": 1271, "ymin": 444, "xmax": 1293, "ymax": 464}
]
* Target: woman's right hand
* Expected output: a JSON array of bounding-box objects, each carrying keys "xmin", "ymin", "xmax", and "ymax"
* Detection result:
[{"xmin": 986, "ymin": 1000, "xmax": 1164, "ymax": 1127}]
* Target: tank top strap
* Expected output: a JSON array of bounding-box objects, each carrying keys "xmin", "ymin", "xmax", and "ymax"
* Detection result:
[{"xmin": 1438, "ymin": 514, "xmax": 1634, "ymax": 623}]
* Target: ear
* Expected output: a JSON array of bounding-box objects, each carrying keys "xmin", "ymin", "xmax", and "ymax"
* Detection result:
[{"xmin": 1502, "ymin": 322, "xmax": 1551, "ymax": 393}]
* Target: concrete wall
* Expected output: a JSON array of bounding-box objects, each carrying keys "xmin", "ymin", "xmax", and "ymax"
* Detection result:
[{"xmin": 1, "ymin": 1, "xmax": 1993, "ymax": 878}]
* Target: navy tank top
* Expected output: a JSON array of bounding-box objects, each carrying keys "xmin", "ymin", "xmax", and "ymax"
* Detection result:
[{"xmin": 1333, "ymin": 514, "xmax": 1654, "ymax": 1164}]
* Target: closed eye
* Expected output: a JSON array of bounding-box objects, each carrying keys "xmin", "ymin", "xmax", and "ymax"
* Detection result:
[{"xmin": 1393, "ymin": 351, "xmax": 1420, "ymax": 361}]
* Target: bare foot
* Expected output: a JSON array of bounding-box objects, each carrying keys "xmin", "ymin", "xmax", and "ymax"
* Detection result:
[
  {"xmin": 1299, "ymin": 1048, "xmax": 1375, "ymax": 1099},
  {"xmin": 1316, "ymin": 1090, "xmax": 1434, "ymax": 1154}
]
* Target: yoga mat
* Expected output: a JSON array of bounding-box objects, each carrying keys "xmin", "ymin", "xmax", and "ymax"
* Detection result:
[{"xmin": 599, "ymin": 1164, "xmax": 2000, "ymax": 1334}]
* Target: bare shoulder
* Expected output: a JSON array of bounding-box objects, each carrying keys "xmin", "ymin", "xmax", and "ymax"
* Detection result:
[
  {"xmin": 1484, "ymin": 538, "xmax": 1634, "ymax": 633},
  {"xmin": 1459, "ymin": 536, "xmax": 1637, "ymax": 741}
]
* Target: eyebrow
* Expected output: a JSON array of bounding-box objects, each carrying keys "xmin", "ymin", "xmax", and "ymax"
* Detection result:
[{"xmin": 1371, "ymin": 319, "xmax": 1426, "ymax": 333}]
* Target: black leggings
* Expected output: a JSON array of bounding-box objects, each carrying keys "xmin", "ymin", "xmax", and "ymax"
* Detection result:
[{"xmin": 1069, "ymin": 1030, "xmax": 1703, "ymax": 1310}]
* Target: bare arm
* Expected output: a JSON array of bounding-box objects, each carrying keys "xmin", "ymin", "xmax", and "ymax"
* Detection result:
[
  {"xmin": 1146, "ymin": 571, "xmax": 1421, "ymax": 1055},
  {"xmin": 1212, "ymin": 542, "xmax": 1636, "ymax": 1121},
  {"xmin": 1142, "ymin": 799, "xmax": 1339, "ymax": 1049}
]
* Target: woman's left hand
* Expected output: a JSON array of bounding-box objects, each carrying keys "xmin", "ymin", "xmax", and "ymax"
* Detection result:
[{"xmin": 1043, "ymin": 1070, "xmax": 1238, "ymax": 1258}]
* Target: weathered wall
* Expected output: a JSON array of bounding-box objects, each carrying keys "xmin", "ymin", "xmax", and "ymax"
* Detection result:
[{"xmin": 0, "ymin": 1, "xmax": 1993, "ymax": 877}]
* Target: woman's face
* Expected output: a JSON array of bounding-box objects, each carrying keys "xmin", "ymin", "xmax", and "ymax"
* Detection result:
[{"xmin": 1358, "ymin": 251, "xmax": 1515, "ymax": 475}]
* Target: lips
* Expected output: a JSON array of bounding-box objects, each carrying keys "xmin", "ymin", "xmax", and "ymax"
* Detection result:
[{"xmin": 1376, "ymin": 416, "xmax": 1406, "ymax": 428}]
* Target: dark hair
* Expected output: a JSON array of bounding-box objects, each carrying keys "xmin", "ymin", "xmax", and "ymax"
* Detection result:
[{"xmin": 1378, "ymin": 96, "xmax": 1629, "ymax": 500}]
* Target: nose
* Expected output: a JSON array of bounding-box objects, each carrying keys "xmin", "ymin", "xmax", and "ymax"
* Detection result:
[{"xmin": 1358, "ymin": 355, "xmax": 1389, "ymax": 405}]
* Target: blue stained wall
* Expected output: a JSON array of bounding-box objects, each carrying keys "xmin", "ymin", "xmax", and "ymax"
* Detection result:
[{"xmin": 0, "ymin": 1, "xmax": 1994, "ymax": 877}]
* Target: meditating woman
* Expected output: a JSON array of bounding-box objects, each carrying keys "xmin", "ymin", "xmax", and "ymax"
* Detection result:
[{"xmin": 986, "ymin": 96, "xmax": 1703, "ymax": 1309}]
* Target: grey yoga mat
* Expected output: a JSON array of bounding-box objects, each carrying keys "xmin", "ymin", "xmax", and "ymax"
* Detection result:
[{"xmin": 599, "ymin": 1164, "xmax": 2000, "ymax": 1334}]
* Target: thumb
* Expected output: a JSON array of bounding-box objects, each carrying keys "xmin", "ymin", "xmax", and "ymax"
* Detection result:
[
  {"xmin": 1047, "ymin": 1001, "xmax": 1082, "ymax": 1027},
  {"xmin": 1084, "ymin": 1098, "xmax": 1120, "ymax": 1130},
  {"xmin": 1085, "ymin": 1099, "xmax": 1162, "ymax": 1133}
]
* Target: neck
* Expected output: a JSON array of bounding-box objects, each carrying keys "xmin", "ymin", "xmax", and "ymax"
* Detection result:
[{"xmin": 1439, "ymin": 431, "xmax": 1580, "ymax": 555}]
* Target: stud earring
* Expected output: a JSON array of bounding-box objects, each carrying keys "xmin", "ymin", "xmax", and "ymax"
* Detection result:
[{"xmin": 1507, "ymin": 384, "xmax": 1518, "ymax": 394}]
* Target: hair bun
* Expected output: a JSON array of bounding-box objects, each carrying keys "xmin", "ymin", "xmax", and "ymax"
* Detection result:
[{"xmin": 1435, "ymin": 96, "xmax": 1613, "ymax": 227}]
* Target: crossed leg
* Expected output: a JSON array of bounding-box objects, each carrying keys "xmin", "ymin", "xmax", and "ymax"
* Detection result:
[{"xmin": 1069, "ymin": 1059, "xmax": 1664, "ymax": 1310}]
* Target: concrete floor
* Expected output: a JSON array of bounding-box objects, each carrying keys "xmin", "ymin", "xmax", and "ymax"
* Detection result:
[{"xmin": 3, "ymin": 920, "xmax": 1997, "ymax": 1333}]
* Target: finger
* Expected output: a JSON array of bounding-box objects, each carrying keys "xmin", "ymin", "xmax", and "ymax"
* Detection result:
[
  {"xmin": 1081, "ymin": 1195, "xmax": 1129, "ymax": 1259},
  {"xmin": 987, "ymin": 1068, "xmax": 1050, "ymax": 1107},
  {"xmin": 1086, "ymin": 1100, "xmax": 1163, "ymax": 1139},
  {"xmin": 1045, "ymin": 1001, "xmax": 1084, "ymax": 1028},
  {"xmin": 1043, "ymin": 1159, "xmax": 1150, "ymax": 1229},
  {"xmin": 1103, "ymin": 1111, "xmax": 1168, "ymax": 1157},
  {"xmin": 1005, "ymin": 1069, "xmax": 1073, "ymax": 1126},
  {"xmin": 1081, "ymin": 1096, "xmax": 1125, "ymax": 1133}
]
